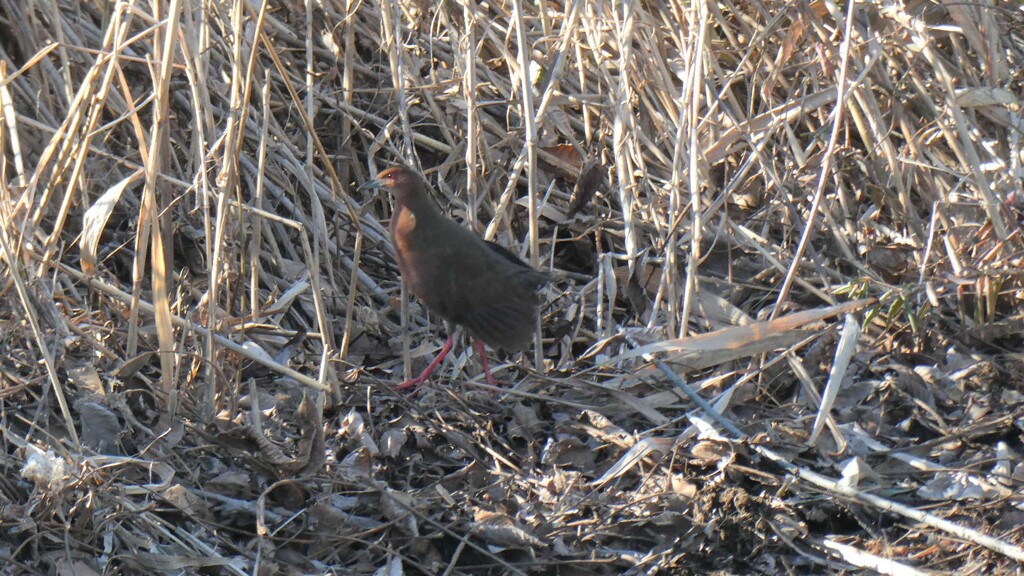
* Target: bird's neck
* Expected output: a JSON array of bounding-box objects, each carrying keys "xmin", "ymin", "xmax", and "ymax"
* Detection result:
[
  {"xmin": 397, "ymin": 188, "xmax": 442, "ymax": 224},
  {"xmin": 391, "ymin": 188, "xmax": 443, "ymax": 249}
]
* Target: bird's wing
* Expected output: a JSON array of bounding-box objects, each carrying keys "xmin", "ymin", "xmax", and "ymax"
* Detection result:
[
  {"xmin": 421, "ymin": 233, "xmax": 549, "ymax": 351},
  {"xmin": 445, "ymin": 265, "xmax": 546, "ymax": 350}
]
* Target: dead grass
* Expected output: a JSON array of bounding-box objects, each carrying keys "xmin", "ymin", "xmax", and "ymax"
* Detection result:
[{"xmin": 1, "ymin": 0, "xmax": 1024, "ymax": 574}]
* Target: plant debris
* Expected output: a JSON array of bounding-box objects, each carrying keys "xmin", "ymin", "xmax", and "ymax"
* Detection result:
[{"xmin": 1, "ymin": 0, "xmax": 1023, "ymax": 574}]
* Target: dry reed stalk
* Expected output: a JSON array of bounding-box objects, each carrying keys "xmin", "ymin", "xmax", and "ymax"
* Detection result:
[{"xmin": 0, "ymin": 0, "xmax": 1023, "ymax": 572}]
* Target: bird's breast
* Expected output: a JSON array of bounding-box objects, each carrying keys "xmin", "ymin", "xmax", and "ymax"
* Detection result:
[
  {"xmin": 390, "ymin": 205, "xmax": 433, "ymax": 303},
  {"xmin": 391, "ymin": 204, "xmax": 417, "ymax": 248}
]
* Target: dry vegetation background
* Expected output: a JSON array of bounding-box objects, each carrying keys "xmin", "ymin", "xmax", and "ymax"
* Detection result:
[{"xmin": 1, "ymin": 0, "xmax": 1024, "ymax": 574}]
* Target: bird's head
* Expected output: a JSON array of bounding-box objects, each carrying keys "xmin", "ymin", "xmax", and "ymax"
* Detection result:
[{"xmin": 359, "ymin": 167, "xmax": 423, "ymax": 204}]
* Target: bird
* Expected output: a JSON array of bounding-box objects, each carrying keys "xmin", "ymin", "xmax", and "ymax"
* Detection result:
[{"xmin": 360, "ymin": 166, "xmax": 550, "ymax": 389}]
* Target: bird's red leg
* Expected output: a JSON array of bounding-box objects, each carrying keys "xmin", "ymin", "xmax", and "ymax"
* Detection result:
[
  {"xmin": 473, "ymin": 339, "xmax": 497, "ymax": 386},
  {"xmin": 395, "ymin": 334, "xmax": 454, "ymax": 390}
]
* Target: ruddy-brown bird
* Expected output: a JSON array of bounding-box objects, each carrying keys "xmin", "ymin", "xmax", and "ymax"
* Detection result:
[{"xmin": 361, "ymin": 166, "xmax": 549, "ymax": 389}]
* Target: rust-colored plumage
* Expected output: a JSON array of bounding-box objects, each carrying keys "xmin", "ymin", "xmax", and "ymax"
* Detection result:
[{"xmin": 362, "ymin": 166, "xmax": 548, "ymax": 387}]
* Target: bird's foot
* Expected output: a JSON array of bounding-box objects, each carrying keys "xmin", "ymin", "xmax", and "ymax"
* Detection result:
[
  {"xmin": 394, "ymin": 375, "xmax": 429, "ymax": 391},
  {"xmin": 473, "ymin": 340, "xmax": 499, "ymax": 387},
  {"xmin": 394, "ymin": 334, "xmax": 454, "ymax": 392}
]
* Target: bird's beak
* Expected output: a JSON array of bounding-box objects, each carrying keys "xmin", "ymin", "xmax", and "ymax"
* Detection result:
[{"xmin": 357, "ymin": 178, "xmax": 382, "ymax": 192}]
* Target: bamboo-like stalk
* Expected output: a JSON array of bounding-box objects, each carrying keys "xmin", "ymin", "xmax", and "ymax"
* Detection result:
[{"xmin": 1, "ymin": 0, "xmax": 1022, "ymax": 571}]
